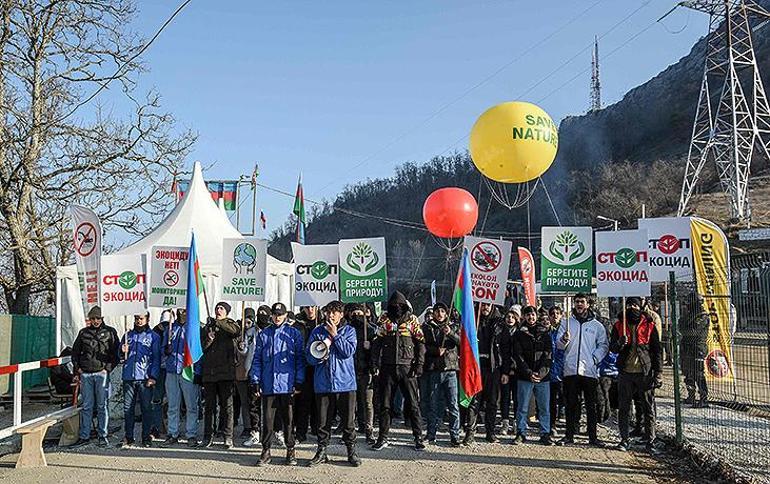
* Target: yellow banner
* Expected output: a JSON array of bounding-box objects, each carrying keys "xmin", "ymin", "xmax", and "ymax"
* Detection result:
[{"xmin": 690, "ymin": 218, "xmax": 734, "ymax": 382}]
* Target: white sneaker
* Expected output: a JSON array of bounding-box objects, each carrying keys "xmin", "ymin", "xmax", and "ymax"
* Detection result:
[
  {"xmin": 273, "ymin": 431, "xmax": 285, "ymax": 448},
  {"xmin": 243, "ymin": 431, "xmax": 260, "ymax": 447}
]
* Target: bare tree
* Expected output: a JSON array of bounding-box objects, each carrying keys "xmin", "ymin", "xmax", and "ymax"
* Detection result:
[{"xmin": 0, "ymin": 0, "xmax": 196, "ymax": 314}]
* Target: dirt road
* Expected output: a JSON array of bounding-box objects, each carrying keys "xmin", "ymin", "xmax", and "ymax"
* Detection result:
[{"xmin": 0, "ymin": 427, "xmax": 689, "ymax": 484}]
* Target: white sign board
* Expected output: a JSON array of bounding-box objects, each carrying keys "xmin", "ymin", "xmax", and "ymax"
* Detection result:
[
  {"xmin": 100, "ymin": 254, "xmax": 147, "ymax": 317},
  {"xmin": 221, "ymin": 238, "xmax": 267, "ymax": 301},
  {"xmin": 638, "ymin": 217, "xmax": 693, "ymax": 282},
  {"xmin": 595, "ymin": 229, "xmax": 651, "ymax": 297},
  {"xmin": 738, "ymin": 228, "xmax": 770, "ymax": 241},
  {"xmin": 148, "ymin": 246, "xmax": 189, "ymax": 308},
  {"xmin": 70, "ymin": 205, "xmax": 102, "ymax": 310},
  {"xmin": 338, "ymin": 237, "xmax": 388, "ymax": 303},
  {"xmin": 292, "ymin": 243, "xmax": 339, "ymax": 307},
  {"xmin": 463, "ymin": 236, "xmax": 512, "ymax": 305}
]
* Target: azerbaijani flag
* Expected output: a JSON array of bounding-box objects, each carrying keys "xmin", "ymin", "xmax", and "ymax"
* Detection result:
[
  {"xmin": 176, "ymin": 180, "xmax": 237, "ymax": 210},
  {"xmin": 182, "ymin": 234, "xmax": 205, "ymax": 381},
  {"xmin": 293, "ymin": 174, "xmax": 306, "ymax": 244},
  {"xmin": 454, "ymin": 247, "xmax": 482, "ymax": 407}
]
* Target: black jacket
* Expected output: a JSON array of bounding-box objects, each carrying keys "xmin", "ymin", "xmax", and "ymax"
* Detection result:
[
  {"xmin": 498, "ymin": 323, "xmax": 518, "ymax": 375},
  {"xmin": 350, "ymin": 317, "xmax": 377, "ymax": 375},
  {"xmin": 71, "ymin": 324, "xmax": 120, "ymax": 374},
  {"xmin": 201, "ymin": 317, "xmax": 240, "ymax": 383},
  {"xmin": 477, "ymin": 309, "xmax": 505, "ymax": 370},
  {"xmin": 609, "ymin": 315, "xmax": 662, "ymax": 376},
  {"xmin": 512, "ymin": 323, "xmax": 552, "ymax": 381},
  {"xmin": 422, "ymin": 319, "xmax": 460, "ymax": 372},
  {"xmin": 372, "ymin": 314, "xmax": 425, "ymax": 373}
]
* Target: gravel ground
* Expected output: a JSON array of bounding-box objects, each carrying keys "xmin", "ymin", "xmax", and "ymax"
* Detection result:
[
  {"xmin": 0, "ymin": 423, "xmax": 693, "ymax": 484},
  {"xmin": 656, "ymin": 398, "xmax": 770, "ymax": 483}
]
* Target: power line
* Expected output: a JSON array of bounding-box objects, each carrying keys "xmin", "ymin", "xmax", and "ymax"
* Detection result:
[
  {"xmin": 54, "ymin": 0, "xmax": 194, "ymax": 124},
  {"xmin": 314, "ymin": 0, "xmax": 605, "ymax": 195}
]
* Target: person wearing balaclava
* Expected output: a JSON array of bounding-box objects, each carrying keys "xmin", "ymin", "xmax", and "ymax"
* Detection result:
[
  {"xmin": 610, "ymin": 297, "xmax": 662, "ymax": 454},
  {"xmin": 201, "ymin": 301, "xmax": 240, "ymax": 449},
  {"xmin": 256, "ymin": 305, "xmax": 272, "ymax": 330},
  {"xmin": 371, "ymin": 291, "xmax": 426, "ymax": 451},
  {"xmin": 347, "ymin": 302, "xmax": 377, "ymax": 445},
  {"xmin": 679, "ymin": 293, "xmax": 710, "ymax": 407}
]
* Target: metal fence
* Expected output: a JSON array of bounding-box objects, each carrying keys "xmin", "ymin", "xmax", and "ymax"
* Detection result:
[{"xmin": 657, "ymin": 268, "xmax": 770, "ymax": 483}]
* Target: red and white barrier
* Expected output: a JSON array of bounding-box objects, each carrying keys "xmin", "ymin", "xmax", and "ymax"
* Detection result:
[{"xmin": 0, "ymin": 356, "xmax": 72, "ymax": 440}]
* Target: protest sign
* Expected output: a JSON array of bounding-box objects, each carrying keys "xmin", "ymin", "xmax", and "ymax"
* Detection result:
[
  {"xmin": 463, "ymin": 236, "xmax": 512, "ymax": 305},
  {"xmin": 292, "ymin": 243, "xmax": 339, "ymax": 306},
  {"xmin": 101, "ymin": 254, "xmax": 147, "ymax": 317},
  {"xmin": 339, "ymin": 237, "xmax": 387, "ymax": 303},
  {"xmin": 70, "ymin": 205, "xmax": 102, "ymax": 310},
  {"xmin": 595, "ymin": 229, "xmax": 650, "ymax": 297},
  {"xmin": 148, "ymin": 246, "xmax": 189, "ymax": 308},
  {"xmin": 638, "ymin": 217, "xmax": 693, "ymax": 282},
  {"xmin": 221, "ymin": 238, "xmax": 267, "ymax": 301},
  {"xmin": 540, "ymin": 227, "xmax": 593, "ymax": 293}
]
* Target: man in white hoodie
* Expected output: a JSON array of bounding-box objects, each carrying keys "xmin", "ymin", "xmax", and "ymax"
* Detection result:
[{"xmin": 555, "ymin": 293, "xmax": 609, "ymax": 447}]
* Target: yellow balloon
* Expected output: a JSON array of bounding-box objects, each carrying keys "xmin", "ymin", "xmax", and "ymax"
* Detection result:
[{"xmin": 469, "ymin": 101, "xmax": 558, "ymax": 183}]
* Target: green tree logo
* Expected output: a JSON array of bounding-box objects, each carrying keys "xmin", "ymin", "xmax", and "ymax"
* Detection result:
[
  {"xmin": 310, "ymin": 261, "xmax": 329, "ymax": 280},
  {"xmin": 615, "ymin": 248, "xmax": 637, "ymax": 268},
  {"xmin": 549, "ymin": 230, "xmax": 585, "ymax": 262},
  {"xmin": 119, "ymin": 271, "xmax": 137, "ymax": 289},
  {"xmin": 346, "ymin": 242, "xmax": 379, "ymax": 274}
]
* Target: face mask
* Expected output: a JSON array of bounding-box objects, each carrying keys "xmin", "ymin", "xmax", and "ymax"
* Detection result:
[
  {"xmin": 350, "ymin": 315, "xmax": 365, "ymax": 325},
  {"xmin": 257, "ymin": 314, "xmax": 270, "ymax": 326},
  {"xmin": 626, "ymin": 308, "xmax": 642, "ymax": 324}
]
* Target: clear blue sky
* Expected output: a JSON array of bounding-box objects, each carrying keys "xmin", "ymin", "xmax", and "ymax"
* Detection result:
[{"xmin": 126, "ymin": 0, "xmax": 705, "ymax": 234}]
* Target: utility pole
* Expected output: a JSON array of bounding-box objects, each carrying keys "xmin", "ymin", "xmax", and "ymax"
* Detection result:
[
  {"xmin": 676, "ymin": 0, "xmax": 770, "ymax": 224},
  {"xmin": 589, "ymin": 35, "xmax": 602, "ymax": 112}
]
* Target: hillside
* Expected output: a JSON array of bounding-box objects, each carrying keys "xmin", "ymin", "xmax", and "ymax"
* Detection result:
[{"xmin": 269, "ymin": 18, "xmax": 770, "ymax": 309}]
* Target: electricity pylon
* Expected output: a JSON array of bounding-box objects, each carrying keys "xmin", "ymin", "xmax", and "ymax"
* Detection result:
[{"xmin": 677, "ymin": 0, "xmax": 770, "ymax": 222}]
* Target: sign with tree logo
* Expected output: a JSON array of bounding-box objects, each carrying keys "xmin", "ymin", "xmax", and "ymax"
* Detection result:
[
  {"xmin": 638, "ymin": 217, "xmax": 693, "ymax": 282},
  {"xmin": 338, "ymin": 237, "xmax": 387, "ymax": 303},
  {"xmin": 463, "ymin": 236, "xmax": 512, "ymax": 305},
  {"xmin": 292, "ymin": 242, "xmax": 338, "ymax": 306},
  {"xmin": 595, "ymin": 229, "xmax": 650, "ymax": 297},
  {"xmin": 222, "ymin": 238, "xmax": 267, "ymax": 301},
  {"xmin": 540, "ymin": 227, "xmax": 593, "ymax": 293},
  {"xmin": 100, "ymin": 254, "xmax": 147, "ymax": 317},
  {"xmin": 148, "ymin": 246, "xmax": 189, "ymax": 308}
]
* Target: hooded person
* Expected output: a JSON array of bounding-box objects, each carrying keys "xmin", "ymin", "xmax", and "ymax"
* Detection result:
[
  {"xmin": 371, "ymin": 291, "xmax": 426, "ymax": 451},
  {"xmin": 680, "ymin": 293, "xmax": 709, "ymax": 407},
  {"xmin": 346, "ymin": 302, "xmax": 377, "ymax": 445},
  {"xmin": 201, "ymin": 301, "xmax": 240, "ymax": 449},
  {"xmin": 610, "ymin": 297, "xmax": 662, "ymax": 453},
  {"xmin": 256, "ymin": 305, "xmax": 272, "ymax": 330}
]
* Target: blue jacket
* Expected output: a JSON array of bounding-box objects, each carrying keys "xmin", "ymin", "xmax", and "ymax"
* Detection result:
[
  {"xmin": 599, "ymin": 352, "xmax": 619, "ymax": 378},
  {"xmin": 550, "ymin": 329, "xmax": 565, "ymax": 382},
  {"xmin": 121, "ymin": 327, "xmax": 161, "ymax": 381},
  {"xmin": 162, "ymin": 323, "xmax": 186, "ymax": 375},
  {"xmin": 306, "ymin": 322, "xmax": 357, "ymax": 394},
  {"xmin": 249, "ymin": 322, "xmax": 305, "ymax": 395}
]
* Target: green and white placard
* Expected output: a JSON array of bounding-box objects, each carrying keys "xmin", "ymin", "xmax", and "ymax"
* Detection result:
[
  {"xmin": 338, "ymin": 237, "xmax": 387, "ymax": 303},
  {"xmin": 540, "ymin": 226, "xmax": 593, "ymax": 293}
]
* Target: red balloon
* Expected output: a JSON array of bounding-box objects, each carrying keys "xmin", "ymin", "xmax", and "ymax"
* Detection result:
[{"xmin": 423, "ymin": 187, "xmax": 479, "ymax": 238}]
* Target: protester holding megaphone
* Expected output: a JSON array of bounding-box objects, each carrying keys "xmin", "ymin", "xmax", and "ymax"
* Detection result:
[{"xmin": 306, "ymin": 301, "xmax": 361, "ymax": 468}]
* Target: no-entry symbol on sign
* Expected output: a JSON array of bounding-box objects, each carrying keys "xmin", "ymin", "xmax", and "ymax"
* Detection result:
[
  {"xmin": 471, "ymin": 241, "xmax": 502, "ymax": 273},
  {"xmin": 75, "ymin": 222, "xmax": 97, "ymax": 257},
  {"xmin": 163, "ymin": 270, "xmax": 179, "ymax": 287}
]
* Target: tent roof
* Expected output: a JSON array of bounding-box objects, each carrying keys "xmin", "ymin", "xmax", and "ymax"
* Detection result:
[{"xmin": 117, "ymin": 162, "xmax": 291, "ymax": 275}]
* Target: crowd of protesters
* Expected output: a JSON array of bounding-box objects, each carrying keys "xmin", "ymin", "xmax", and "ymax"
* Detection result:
[{"xmin": 66, "ymin": 290, "xmax": 710, "ymax": 467}]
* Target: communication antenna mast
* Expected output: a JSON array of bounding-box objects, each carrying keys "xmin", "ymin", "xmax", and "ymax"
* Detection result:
[
  {"xmin": 589, "ymin": 36, "xmax": 602, "ymax": 112},
  {"xmin": 677, "ymin": 0, "xmax": 770, "ymax": 222}
]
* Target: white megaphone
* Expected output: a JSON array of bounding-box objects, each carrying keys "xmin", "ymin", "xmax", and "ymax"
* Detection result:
[{"xmin": 310, "ymin": 337, "xmax": 332, "ymax": 361}]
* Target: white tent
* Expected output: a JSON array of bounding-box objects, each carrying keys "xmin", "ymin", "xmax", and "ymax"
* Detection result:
[{"xmin": 56, "ymin": 162, "xmax": 294, "ymax": 349}]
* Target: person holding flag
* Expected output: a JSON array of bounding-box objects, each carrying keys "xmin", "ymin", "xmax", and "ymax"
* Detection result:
[
  {"xmin": 161, "ymin": 308, "xmax": 201, "ymax": 448},
  {"xmin": 454, "ymin": 249, "xmax": 483, "ymax": 446}
]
